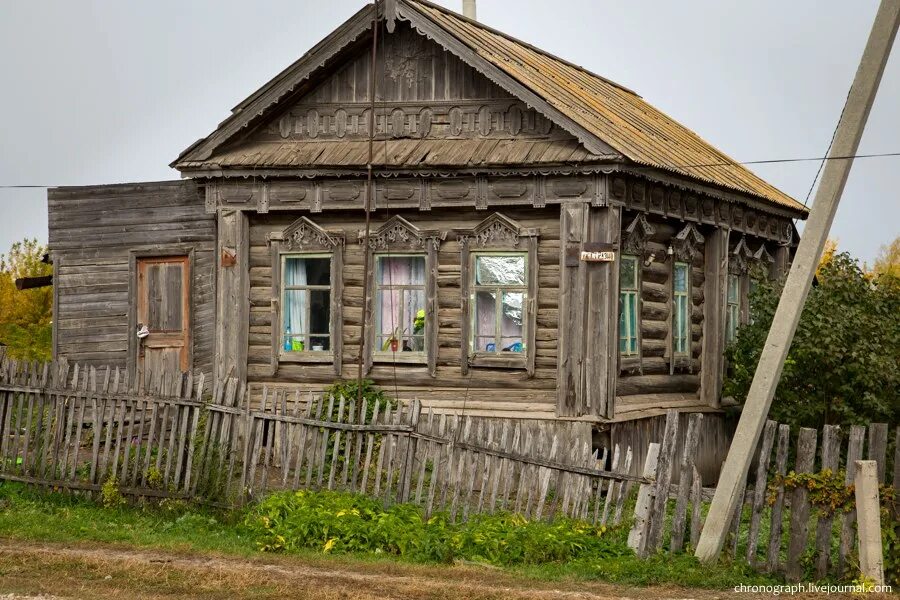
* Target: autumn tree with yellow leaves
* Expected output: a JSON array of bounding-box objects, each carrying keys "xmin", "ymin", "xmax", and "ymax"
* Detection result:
[{"xmin": 0, "ymin": 238, "xmax": 53, "ymax": 361}]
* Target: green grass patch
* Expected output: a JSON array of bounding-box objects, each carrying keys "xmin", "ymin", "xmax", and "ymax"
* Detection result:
[{"xmin": 0, "ymin": 482, "xmax": 786, "ymax": 589}]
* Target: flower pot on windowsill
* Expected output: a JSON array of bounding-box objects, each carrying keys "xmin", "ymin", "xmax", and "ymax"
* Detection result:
[{"xmin": 389, "ymin": 338, "xmax": 399, "ymax": 352}]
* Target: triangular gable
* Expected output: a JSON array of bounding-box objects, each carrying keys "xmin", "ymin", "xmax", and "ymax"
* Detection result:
[{"xmin": 174, "ymin": 0, "xmax": 806, "ymax": 216}]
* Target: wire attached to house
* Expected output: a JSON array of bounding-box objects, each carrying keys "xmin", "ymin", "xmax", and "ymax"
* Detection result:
[{"xmin": 355, "ymin": 2, "xmax": 380, "ymax": 409}]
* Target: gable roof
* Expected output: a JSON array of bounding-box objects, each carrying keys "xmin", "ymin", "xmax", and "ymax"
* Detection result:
[{"xmin": 174, "ymin": 0, "xmax": 807, "ymax": 215}]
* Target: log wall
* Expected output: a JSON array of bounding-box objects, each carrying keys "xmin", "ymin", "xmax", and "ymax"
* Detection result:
[{"xmin": 247, "ymin": 207, "xmax": 561, "ymax": 418}]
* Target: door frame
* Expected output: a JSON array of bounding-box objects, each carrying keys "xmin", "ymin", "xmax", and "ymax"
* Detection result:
[{"xmin": 128, "ymin": 246, "xmax": 196, "ymax": 385}]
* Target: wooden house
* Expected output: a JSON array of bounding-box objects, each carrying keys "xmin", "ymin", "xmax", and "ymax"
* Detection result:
[{"xmin": 46, "ymin": 0, "xmax": 807, "ymax": 478}]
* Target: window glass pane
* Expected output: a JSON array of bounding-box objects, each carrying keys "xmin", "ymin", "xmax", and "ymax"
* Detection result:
[
  {"xmin": 283, "ymin": 289, "xmax": 308, "ymax": 351},
  {"xmin": 285, "ymin": 256, "xmax": 330, "ymax": 287},
  {"xmin": 619, "ymin": 291, "xmax": 638, "ymax": 356},
  {"xmin": 376, "ymin": 288, "xmax": 426, "ymax": 352},
  {"xmin": 499, "ymin": 292, "xmax": 524, "ymax": 352},
  {"xmin": 475, "ymin": 255, "xmax": 525, "ymax": 286},
  {"xmin": 620, "ymin": 256, "xmax": 637, "ymax": 290},
  {"xmin": 474, "ymin": 290, "xmax": 497, "ymax": 351},
  {"xmin": 674, "ymin": 263, "xmax": 689, "ymax": 292},
  {"xmin": 377, "ymin": 255, "xmax": 425, "ymax": 286},
  {"xmin": 728, "ymin": 274, "xmax": 739, "ymax": 302}
]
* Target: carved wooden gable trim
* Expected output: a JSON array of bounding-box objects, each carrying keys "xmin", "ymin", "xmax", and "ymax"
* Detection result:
[
  {"xmin": 729, "ymin": 236, "xmax": 756, "ymax": 274},
  {"xmin": 622, "ymin": 213, "xmax": 656, "ymax": 257},
  {"xmin": 672, "ymin": 223, "xmax": 704, "ymax": 262},
  {"xmin": 360, "ymin": 215, "xmax": 444, "ymax": 251},
  {"xmin": 281, "ymin": 216, "xmax": 344, "ymax": 251},
  {"xmin": 459, "ymin": 213, "xmax": 538, "ymax": 248},
  {"xmin": 753, "ymin": 242, "xmax": 775, "ymax": 265}
]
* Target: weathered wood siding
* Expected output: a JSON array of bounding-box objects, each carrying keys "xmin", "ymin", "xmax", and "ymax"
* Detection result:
[
  {"xmin": 247, "ymin": 207, "xmax": 560, "ymax": 418},
  {"xmin": 48, "ymin": 181, "xmax": 215, "ymax": 376}
]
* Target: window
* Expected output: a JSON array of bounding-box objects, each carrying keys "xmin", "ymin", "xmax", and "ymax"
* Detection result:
[
  {"xmin": 281, "ymin": 254, "xmax": 332, "ymax": 353},
  {"xmin": 619, "ymin": 255, "xmax": 639, "ymax": 356},
  {"xmin": 374, "ymin": 254, "xmax": 427, "ymax": 356},
  {"xmin": 472, "ymin": 253, "xmax": 526, "ymax": 354},
  {"xmin": 673, "ymin": 262, "xmax": 690, "ymax": 356},
  {"xmin": 726, "ymin": 273, "xmax": 740, "ymax": 343}
]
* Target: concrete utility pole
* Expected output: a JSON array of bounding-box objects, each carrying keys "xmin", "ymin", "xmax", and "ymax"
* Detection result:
[{"xmin": 695, "ymin": 0, "xmax": 900, "ymax": 563}]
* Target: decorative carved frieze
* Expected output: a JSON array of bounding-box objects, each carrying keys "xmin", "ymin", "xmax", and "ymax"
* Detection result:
[
  {"xmin": 264, "ymin": 100, "xmax": 560, "ymax": 142},
  {"xmin": 729, "ymin": 236, "xmax": 755, "ymax": 274},
  {"xmin": 672, "ymin": 223, "xmax": 705, "ymax": 262}
]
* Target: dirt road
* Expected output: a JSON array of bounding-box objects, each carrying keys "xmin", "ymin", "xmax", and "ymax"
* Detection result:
[{"xmin": 0, "ymin": 540, "xmax": 876, "ymax": 599}]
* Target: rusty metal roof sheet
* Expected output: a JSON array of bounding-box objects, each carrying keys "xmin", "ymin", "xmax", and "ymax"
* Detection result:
[
  {"xmin": 178, "ymin": 137, "xmax": 602, "ymax": 170},
  {"xmin": 405, "ymin": 0, "xmax": 806, "ymax": 213}
]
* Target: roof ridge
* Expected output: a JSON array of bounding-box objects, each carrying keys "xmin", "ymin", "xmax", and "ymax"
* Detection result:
[{"xmin": 401, "ymin": 0, "xmax": 641, "ymax": 98}]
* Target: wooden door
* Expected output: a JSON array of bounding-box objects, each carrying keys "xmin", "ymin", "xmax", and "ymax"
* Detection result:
[{"xmin": 136, "ymin": 256, "xmax": 190, "ymax": 376}]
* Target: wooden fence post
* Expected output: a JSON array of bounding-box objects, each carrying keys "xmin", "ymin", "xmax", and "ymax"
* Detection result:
[
  {"xmin": 627, "ymin": 442, "xmax": 660, "ymax": 556},
  {"xmin": 854, "ymin": 460, "xmax": 884, "ymax": 586},
  {"xmin": 786, "ymin": 427, "xmax": 817, "ymax": 582},
  {"xmin": 644, "ymin": 409, "xmax": 679, "ymax": 554}
]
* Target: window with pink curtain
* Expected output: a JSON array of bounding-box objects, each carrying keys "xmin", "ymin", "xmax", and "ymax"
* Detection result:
[{"xmin": 374, "ymin": 255, "xmax": 426, "ymax": 354}]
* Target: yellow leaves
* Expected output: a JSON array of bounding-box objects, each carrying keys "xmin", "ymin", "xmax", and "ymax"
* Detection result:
[{"xmin": 323, "ymin": 538, "xmax": 336, "ymax": 553}]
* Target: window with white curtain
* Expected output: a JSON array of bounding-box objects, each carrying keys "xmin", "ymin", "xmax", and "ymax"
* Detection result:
[
  {"xmin": 374, "ymin": 254, "xmax": 426, "ymax": 355},
  {"xmin": 281, "ymin": 254, "xmax": 332, "ymax": 353}
]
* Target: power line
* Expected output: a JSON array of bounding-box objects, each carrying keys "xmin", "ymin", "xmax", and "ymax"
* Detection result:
[{"xmin": 1, "ymin": 151, "xmax": 898, "ymax": 190}]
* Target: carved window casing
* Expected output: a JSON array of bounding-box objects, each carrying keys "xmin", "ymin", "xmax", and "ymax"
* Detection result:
[
  {"xmin": 360, "ymin": 216, "xmax": 443, "ymax": 376},
  {"xmin": 458, "ymin": 213, "xmax": 539, "ymax": 375},
  {"xmin": 729, "ymin": 236, "xmax": 776, "ymax": 328},
  {"xmin": 619, "ymin": 255, "xmax": 641, "ymax": 360},
  {"xmin": 267, "ymin": 217, "xmax": 345, "ymax": 374}
]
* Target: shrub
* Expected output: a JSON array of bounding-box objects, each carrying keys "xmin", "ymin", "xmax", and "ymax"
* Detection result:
[{"xmin": 244, "ymin": 490, "xmax": 627, "ymax": 566}]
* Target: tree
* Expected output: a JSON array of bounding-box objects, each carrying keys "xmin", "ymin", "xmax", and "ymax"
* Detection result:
[
  {"xmin": 0, "ymin": 238, "xmax": 53, "ymax": 361},
  {"xmin": 872, "ymin": 236, "xmax": 900, "ymax": 279},
  {"xmin": 723, "ymin": 251, "xmax": 899, "ymax": 429}
]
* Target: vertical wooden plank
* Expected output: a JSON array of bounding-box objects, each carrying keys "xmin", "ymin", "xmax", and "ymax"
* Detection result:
[
  {"xmin": 700, "ymin": 228, "xmax": 728, "ymax": 407},
  {"xmin": 729, "ymin": 487, "xmax": 746, "ymax": 558},
  {"xmin": 328, "ymin": 395, "xmax": 346, "ymax": 490},
  {"xmin": 765, "ymin": 424, "xmax": 791, "ymax": 573},
  {"xmin": 359, "ymin": 399, "xmax": 380, "ymax": 494},
  {"xmin": 450, "ymin": 417, "xmax": 471, "ymax": 521},
  {"xmin": 373, "ymin": 403, "xmax": 390, "ymax": 497},
  {"xmin": 181, "ymin": 375, "xmax": 205, "ymax": 494},
  {"xmin": 854, "ymin": 460, "xmax": 885, "ymax": 587},
  {"xmin": 499, "ymin": 420, "xmax": 520, "ymax": 511},
  {"xmin": 867, "ymin": 423, "xmax": 888, "ymax": 483},
  {"xmin": 340, "ymin": 397, "xmax": 356, "ymax": 489},
  {"xmin": 139, "ymin": 395, "xmax": 159, "ymax": 487},
  {"xmin": 293, "ymin": 393, "xmax": 315, "ymax": 490},
  {"xmin": 247, "ymin": 387, "xmax": 269, "ymax": 496},
  {"xmin": 350, "ymin": 397, "xmax": 366, "ymax": 492},
  {"xmin": 814, "ymin": 424, "xmax": 842, "ymax": 578},
  {"xmin": 415, "ymin": 407, "xmax": 434, "ymax": 504},
  {"xmin": 19, "ymin": 383, "xmax": 35, "ymax": 476},
  {"xmin": 785, "ymin": 427, "xmax": 817, "ymax": 582},
  {"xmin": 317, "ymin": 395, "xmax": 335, "ymax": 489},
  {"xmin": 172, "ymin": 373, "xmax": 195, "ymax": 490},
  {"xmin": 689, "ymin": 466, "xmax": 703, "ymax": 549},
  {"xmin": 556, "ymin": 203, "xmax": 587, "ymax": 417},
  {"xmin": 746, "ymin": 419, "xmax": 778, "ymax": 565},
  {"xmin": 613, "ymin": 446, "xmax": 634, "ymax": 525},
  {"xmin": 600, "ymin": 445, "xmax": 621, "ymax": 526},
  {"xmin": 670, "ymin": 413, "xmax": 704, "ymax": 552},
  {"xmin": 425, "ymin": 414, "xmax": 448, "ymax": 518},
  {"xmin": 645, "ymin": 409, "xmax": 679, "ymax": 554},
  {"xmin": 399, "ymin": 399, "xmax": 421, "ymax": 503},
  {"xmin": 60, "ymin": 367, "xmax": 82, "ymax": 481},
  {"xmin": 584, "ymin": 203, "xmax": 621, "ymax": 418},
  {"xmin": 627, "ymin": 442, "xmax": 660, "ymax": 555},
  {"xmin": 893, "ymin": 426, "xmax": 900, "ymax": 496},
  {"xmin": 100, "ymin": 368, "xmax": 120, "ymax": 480},
  {"xmin": 488, "ymin": 420, "xmax": 508, "ymax": 513},
  {"xmin": 837, "ymin": 425, "xmax": 866, "ymax": 574}
]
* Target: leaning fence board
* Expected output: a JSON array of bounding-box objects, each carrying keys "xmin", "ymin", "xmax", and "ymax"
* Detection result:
[
  {"xmin": 866, "ymin": 423, "xmax": 888, "ymax": 484},
  {"xmin": 785, "ymin": 427, "xmax": 818, "ymax": 582},
  {"xmin": 670, "ymin": 413, "xmax": 703, "ymax": 552},
  {"xmin": 814, "ymin": 424, "xmax": 841, "ymax": 579},
  {"xmin": 837, "ymin": 424, "xmax": 866, "ymax": 574},
  {"xmin": 627, "ymin": 442, "xmax": 660, "ymax": 556},
  {"xmin": 644, "ymin": 409, "xmax": 679, "ymax": 555},
  {"xmin": 746, "ymin": 419, "xmax": 777, "ymax": 566},
  {"xmin": 765, "ymin": 424, "xmax": 791, "ymax": 574}
]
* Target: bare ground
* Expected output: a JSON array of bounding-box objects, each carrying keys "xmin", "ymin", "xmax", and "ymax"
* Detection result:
[{"xmin": 0, "ymin": 540, "xmax": 884, "ymax": 599}]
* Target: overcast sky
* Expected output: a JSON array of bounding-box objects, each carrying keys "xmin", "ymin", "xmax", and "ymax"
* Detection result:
[{"xmin": 0, "ymin": 0, "xmax": 897, "ymax": 263}]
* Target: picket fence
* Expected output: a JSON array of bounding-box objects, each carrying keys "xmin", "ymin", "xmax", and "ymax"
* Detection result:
[
  {"xmin": 0, "ymin": 355, "xmax": 645, "ymax": 527},
  {"xmin": 635, "ymin": 411, "xmax": 899, "ymax": 582}
]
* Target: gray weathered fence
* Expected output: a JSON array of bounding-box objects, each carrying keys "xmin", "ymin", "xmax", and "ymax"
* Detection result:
[
  {"xmin": 633, "ymin": 410, "xmax": 898, "ymax": 582},
  {"xmin": 0, "ymin": 355, "xmax": 644, "ymax": 526}
]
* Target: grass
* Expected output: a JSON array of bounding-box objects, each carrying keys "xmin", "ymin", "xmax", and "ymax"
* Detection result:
[{"xmin": 0, "ymin": 481, "xmax": 786, "ymax": 592}]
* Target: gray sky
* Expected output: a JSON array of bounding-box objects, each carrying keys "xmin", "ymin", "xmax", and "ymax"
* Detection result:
[{"xmin": 1, "ymin": 0, "xmax": 897, "ymax": 263}]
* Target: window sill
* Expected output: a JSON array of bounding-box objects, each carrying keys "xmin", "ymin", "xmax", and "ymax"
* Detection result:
[
  {"xmin": 373, "ymin": 352, "xmax": 427, "ymax": 365},
  {"xmin": 469, "ymin": 353, "xmax": 527, "ymax": 370},
  {"xmin": 278, "ymin": 352, "xmax": 335, "ymax": 364}
]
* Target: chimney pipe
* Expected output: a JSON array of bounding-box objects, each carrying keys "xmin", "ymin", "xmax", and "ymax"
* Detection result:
[{"xmin": 463, "ymin": 0, "xmax": 476, "ymax": 20}]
